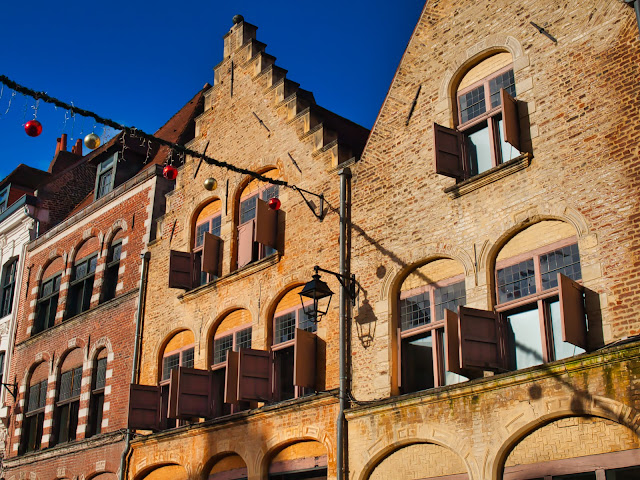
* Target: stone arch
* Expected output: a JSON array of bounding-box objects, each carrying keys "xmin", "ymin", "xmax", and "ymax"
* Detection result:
[
  {"xmin": 479, "ymin": 210, "xmax": 590, "ymax": 298},
  {"xmin": 21, "ymin": 355, "xmax": 51, "ymax": 388},
  {"xmin": 69, "ymin": 235, "xmax": 101, "ymax": 265},
  {"xmin": 53, "ymin": 343, "xmax": 87, "ymax": 374},
  {"xmin": 439, "ymin": 34, "xmax": 528, "ymax": 108},
  {"xmin": 86, "ymin": 472, "xmax": 117, "ymax": 480},
  {"xmin": 200, "ymin": 451, "xmax": 249, "ymax": 480},
  {"xmin": 155, "ymin": 328, "xmax": 197, "ymax": 382},
  {"xmin": 488, "ymin": 395, "xmax": 640, "ymax": 480},
  {"xmin": 205, "ymin": 307, "xmax": 254, "ymax": 366},
  {"xmin": 190, "ymin": 195, "xmax": 223, "ymax": 248},
  {"xmin": 263, "ymin": 281, "xmax": 306, "ymax": 344},
  {"xmin": 357, "ymin": 430, "xmax": 475, "ymax": 480},
  {"xmin": 132, "ymin": 463, "xmax": 188, "ymax": 480},
  {"xmin": 88, "ymin": 337, "xmax": 114, "ymax": 364},
  {"xmin": 103, "ymin": 219, "xmax": 128, "ymax": 249},
  {"xmin": 36, "ymin": 254, "xmax": 65, "ymax": 284},
  {"xmin": 257, "ymin": 433, "xmax": 332, "ymax": 480}
]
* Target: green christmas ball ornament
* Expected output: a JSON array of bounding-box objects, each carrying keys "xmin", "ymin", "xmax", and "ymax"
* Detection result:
[
  {"xmin": 204, "ymin": 177, "xmax": 218, "ymax": 191},
  {"xmin": 84, "ymin": 133, "xmax": 101, "ymax": 150}
]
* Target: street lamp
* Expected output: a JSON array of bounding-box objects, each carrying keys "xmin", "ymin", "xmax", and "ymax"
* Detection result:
[{"xmin": 298, "ymin": 267, "xmax": 334, "ymax": 322}]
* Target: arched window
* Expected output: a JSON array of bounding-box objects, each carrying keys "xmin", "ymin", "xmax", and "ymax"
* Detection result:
[
  {"xmin": 272, "ymin": 286, "xmax": 317, "ymax": 401},
  {"xmin": 434, "ymin": 52, "xmax": 522, "ymax": 180},
  {"xmin": 397, "ymin": 259, "xmax": 467, "ymax": 394},
  {"xmin": 237, "ymin": 169, "xmax": 279, "ymax": 269},
  {"xmin": 87, "ymin": 348, "xmax": 107, "ymax": 437},
  {"xmin": 193, "ymin": 198, "xmax": 222, "ymax": 286},
  {"xmin": 33, "ymin": 257, "xmax": 64, "ymax": 334},
  {"xmin": 160, "ymin": 330, "xmax": 195, "ymax": 428},
  {"xmin": 20, "ymin": 362, "xmax": 48, "ymax": 453},
  {"xmin": 54, "ymin": 348, "xmax": 83, "ymax": 445},
  {"xmin": 495, "ymin": 221, "xmax": 585, "ymax": 370},
  {"xmin": 0, "ymin": 256, "xmax": 18, "ymax": 317},
  {"xmin": 211, "ymin": 309, "xmax": 252, "ymax": 416},
  {"xmin": 102, "ymin": 231, "xmax": 124, "ymax": 302},
  {"xmin": 66, "ymin": 237, "xmax": 99, "ymax": 318},
  {"xmin": 268, "ymin": 441, "xmax": 328, "ymax": 479}
]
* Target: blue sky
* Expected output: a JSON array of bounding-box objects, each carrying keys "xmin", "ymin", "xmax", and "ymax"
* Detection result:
[{"xmin": 0, "ymin": 0, "xmax": 424, "ymax": 179}]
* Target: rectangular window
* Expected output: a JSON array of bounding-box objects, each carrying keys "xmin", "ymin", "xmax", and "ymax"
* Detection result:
[
  {"xmin": 95, "ymin": 154, "xmax": 117, "ymax": 200},
  {"xmin": 34, "ymin": 274, "xmax": 61, "ymax": 334},
  {"xmin": 213, "ymin": 327, "xmax": 252, "ymax": 365},
  {"xmin": 162, "ymin": 347, "xmax": 195, "ymax": 381},
  {"xmin": 497, "ymin": 259, "xmax": 536, "ymax": 303},
  {"xmin": 66, "ymin": 255, "xmax": 98, "ymax": 318},
  {"xmin": 102, "ymin": 242, "xmax": 121, "ymax": 302},
  {"xmin": 195, "ymin": 216, "xmax": 222, "ymax": 286},
  {"xmin": 88, "ymin": 358, "xmax": 107, "ymax": 437},
  {"xmin": 1, "ymin": 258, "xmax": 17, "ymax": 317},
  {"xmin": 56, "ymin": 366, "xmax": 82, "ymax": 444},
  {"xmin": 23, "ymin": 379, "xmax": 47, "ymax": 453}
]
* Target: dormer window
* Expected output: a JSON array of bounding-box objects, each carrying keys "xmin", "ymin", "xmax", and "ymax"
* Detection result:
[
  {"xmin": 95, "ymin": 154, "xmax": 117, "ymax": 200},
  {"xmin": 0, "ymin": 187, "xmax": 8, "ymax": 213}
]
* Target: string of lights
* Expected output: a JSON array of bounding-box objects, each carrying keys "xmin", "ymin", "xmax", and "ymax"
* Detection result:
[{"xmin": 0, "ymin": 74, "xmax": 290, "ymax": 189}]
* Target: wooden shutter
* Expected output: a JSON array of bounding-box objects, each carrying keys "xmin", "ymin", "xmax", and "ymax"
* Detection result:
[
  {"xmin": 237, "ymin": 220, "xmax": 255, "ymax": 269},
  {"xmin": 202, "ymin": 232, "xmax": 222, "ymax": 276},
  {"xmin": 128, "ymin": 384, "xmax": 160, "ymax": 431},
  {"xmin": 293, "ymin": 328, "xmax": 316, "ymax": 389},
  {"xmin": 169, "ymin": 250, "xmax": 194, "ymax": 290},
  {"xmin": 558, "ymin": 273, "xmax": 587, "ymax": 350},
  {"xmin": 224, "ymin": 350, "xmax": 239, "ymax": 404},
  {"xmin": 237, "ymin": 348, "xmax": 272, "ymax": 402},
  {"xmin": 255, "ymin": 199, "xmax": 277, "ymax": 248},
  {"xmin": 444, "ymin": 309, "xmax": 464, "ymax": 375},
  {"xmin": 168, "ymin": 369, "xmax": 179, "ymax": 419},
  {"xmin": 168, "ymin": 367, "xmax": 213, "ymax": 419},
  {"xmin": 500, "ymin": 88, "xmax": 520, "ymax": 151},
  {"xmin": 458, "ymin": 306, "xmax": 504, "ymax": 372},
  {"xmin": 433, "ymin": 123, "xmax": 464, "ymax": 180}
]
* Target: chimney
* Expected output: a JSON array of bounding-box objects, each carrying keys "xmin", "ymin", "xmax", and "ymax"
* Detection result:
[
  {"xmin": 71, "ymin": 138, "xmax": 83, "ymax": 156},
  {"xmin": 55, "ymin": 134, "xmax": 68, "ymax": 156}
]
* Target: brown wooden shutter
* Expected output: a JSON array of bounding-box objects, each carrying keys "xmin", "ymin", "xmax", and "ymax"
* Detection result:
[
  {"xmin": 167, "ymin": 369, "xmax": 179, "ymax": 419},
  {"xmin": 237, "ymin": 348, "xmax": 272, "ymax": 402},
  {"xmin": 128, "ymin": 384, "xmax": 160, "ymax": 431},
  {"xmin": 202, "ymin": 232, "xmax": 222, "ymax": 276},
  {"xmin": 500, "ymin": 88, "xmax": 520, "ymax": 151},
  {"xmin": 458, "ymin": 306, "xmax": 504, "ymax": 372},
  {"xmin": 169, "ymin": 250, "xmax": 194, "ymax": 290},
  {"xmin": 433, "ymin": 123, "xmax": 464, "ymax": 180},
  {"xmin": 168, "ymin": 367, "xmax": 213, "ymax": 419},
  {"xmin": 444, "ymin": 309, "xmax": 464, "ymax": 375},
  {"xmin": 255, "ymin": 199, "xmax": 277, "ymax": 248},
  {"xmin": 293, "ymin": 328, "xmax": 316, "ymax": 389},
  {"xmin": 237, "ymin": 220, "xmax": 255, "ymax": 269},
  {"xmin": 558, "ymin": 273, "xmax": 587, "ymax": 350},
  {"xmin": 224, "ymin": 350, "xmax": 239, "ymax": 404}
]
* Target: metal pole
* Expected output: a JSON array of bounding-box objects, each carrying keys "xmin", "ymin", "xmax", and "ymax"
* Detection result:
[
  {"xmin": 119, "ymin": 251, "xmax": 150, "ymax": 480},
  {"xmin": 337, "ymin": 167, "xmax": 351, "ymax": 480}
]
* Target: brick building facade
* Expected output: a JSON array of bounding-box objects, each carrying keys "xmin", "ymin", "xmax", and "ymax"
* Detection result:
[{"xmin": 2, "ymin": 90, "xmax": 205, "ymax": 480}]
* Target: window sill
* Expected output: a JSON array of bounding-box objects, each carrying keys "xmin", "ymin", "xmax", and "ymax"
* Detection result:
[
  {"xmin": 444, "ymin": 152, "xmax": 532, "ymax": 199},
  {"xmin": 179, "ymin": 253, "xmax": 280, "ymax": 301}
]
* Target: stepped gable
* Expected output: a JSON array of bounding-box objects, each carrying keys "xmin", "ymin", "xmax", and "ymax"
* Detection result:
[{"xmin": 204, "ymin": 19, "xmax": 369, "ymax": 169}]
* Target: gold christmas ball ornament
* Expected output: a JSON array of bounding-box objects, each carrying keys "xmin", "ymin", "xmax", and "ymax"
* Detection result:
[
  {"xmin": 204, "ymin": 177, "xmax": 218, "ymax": 191},
  {"xmin": 84, "ymin": 133, "xmax": 101, "ymax": 150}
]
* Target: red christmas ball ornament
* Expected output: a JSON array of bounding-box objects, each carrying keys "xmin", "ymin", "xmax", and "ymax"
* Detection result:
[
  {"xmin": 24, "ymin": 120, "xmax": 43, "ymax": 137},
  {"xmin": 163, "ymin": 165, "xmax": 178, "ymax": 180},
  {"xmin": 267, "ymin": 197, "xmax": 281, "ymax": 210}
]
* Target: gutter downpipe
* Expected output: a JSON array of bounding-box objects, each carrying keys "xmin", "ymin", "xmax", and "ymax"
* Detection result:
[
  {"xmin": 337, "ymin": 167, "xmax": 352, "ymax": 480},
  {"xmin": 119, "ymin": 251, "xmax": 150, "ymax": 480}
]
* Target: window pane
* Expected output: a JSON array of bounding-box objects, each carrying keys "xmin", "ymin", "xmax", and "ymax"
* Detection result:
[
  {"xmin": 94, "ymin": 358, "xmax": 107, "ymax": 390},
  {"xmin": 506, "ymin": 306, "xmax": 544, "ymax": 369},
  {"xmin": 162, "ymin": 353, "xmax": 180, "ymax": 381},
  {"xmin": 210, "ymin": 215, "xmax": 222, "ymax": 237},
  {"xmin": 59, "ymin": 371, "xmax": 73, "ymax": 401},
  {"xmin": 239, "ymin": 195, "xmax": 257, "ymax": 224},
  {"xmin": 466, "ymin": 124, "xmax": 493, "ymax": 176},
  {"xmin": 57, "ymin": 403, "xmax": 70, "ymax": 443},
  {"xmin": 497, "ymin": 259, "xmax": 536, "ymax": 303},
  {"xmin": 274, "ymin": 346, "xmax": 295, "ymax": 401},
  {"xmin": 298, "ymin": 308, "xmax": 317, "ymax": 333},
  {"xmin": 606, "ymin": 466, "xmax": 640, "ymax": 479},
  {"xmin": 235, "ymin": 328, "xmax": 252, "ymax": 350},
  {"xmin": 275, "ymin": 312, "xmax": 296, "ymax": 344},
  {"xmin": 401, "ymin": 332, "xmax": 435, "ymax": 393},
  {"xmin": 489, "ymin": 69, "xmax": 516, "ymax": 108},
  {"xmin": 459, "ymin": 85, "xmax": 486, "ymax": 123},
  {"xmin": 182, "ymin": 347, "xmax": 195, "ymax": 369},
  {"xmin": 195, "ymin": 222, "xmax": 209, "ymax": 248},
  {"xmin": 497, "ymin": 117, "xmax": 520, "ymax": 163},
  {"xmin": 92, "ymin": 393, "xmax": 104, "ymax": 435},
  {"xmin": 28, "ymin": 384, "xmax": 40, "ymax": 412},
  {"xmin": 540, "ymin": 243, "xmax": 582, "ymax": 290},
  {"xmin": 400, "ymin": 291, "xmax": 430, "ymax": 331},
  {"xmin": 434, "ymin": 281, "xmax": 466, "ymax": 321},
  {"xmin": 110, "ymin": 243, "xmax": 122, "ymax": 263},
  {"xmin": 97, "ymin": 170, "xmax": 113, "ymax": 198},
  {"xmin": 213, "ymin": 334, "xmax": 233, "ymax": 364},
  {"xmin": 261, "ymin": 185, "xmax": 279, "ymax": 202},
  {"xmin": 71, "ymin": 367, "xmax": 82, "ymax": 397},
  {"xmin": 550, "ymin": 300, "xmax": 585, "ymax": 361},
  {"xmin": 39, "ymin": 380, "xmax": 47, "ymax": 409}
]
